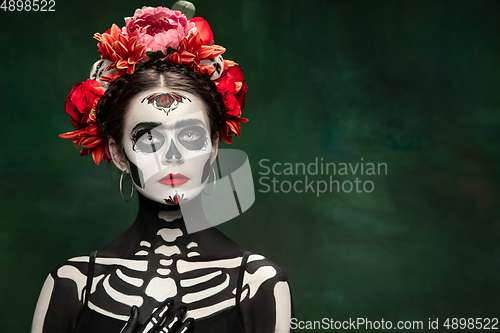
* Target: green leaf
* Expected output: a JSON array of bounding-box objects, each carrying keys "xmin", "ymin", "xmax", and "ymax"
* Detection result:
[{"xmin": 145, "ymin": 50, "xmax": 166, "ymax": 59}]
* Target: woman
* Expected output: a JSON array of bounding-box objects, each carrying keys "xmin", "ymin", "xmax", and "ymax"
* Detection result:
[{"xmin": 31, "ymin": 4, "xmax": 293, "ymax": 333}]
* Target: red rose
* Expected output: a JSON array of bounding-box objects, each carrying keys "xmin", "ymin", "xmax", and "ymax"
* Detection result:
[
  {"xmin": 216, "ymin": 66, "xmax": 247, "ymax": 116},
  {"xmin": 222, "ymin": 93, "xmax": 240, "ymax": 116},
  {"xmin": 215, "ymin": 65, "xmax": 248, "ymax": 143},
  {"xmin": 190, "ymin": 17, "xmax": 213, "ymax": 45},
  {"xmin": 65, "ymin": 79, "xmax": 105, "ymax": 129}
]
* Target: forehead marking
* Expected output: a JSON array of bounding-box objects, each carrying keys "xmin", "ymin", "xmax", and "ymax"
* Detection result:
[{"xmin": 141, "ymin": 92, "xmax": 191, "ymax": 115}]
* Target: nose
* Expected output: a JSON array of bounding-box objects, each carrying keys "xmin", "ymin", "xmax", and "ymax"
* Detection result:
[{"xmin": 164, "ymin": 139, "xmax": 182, "ymax": 161}]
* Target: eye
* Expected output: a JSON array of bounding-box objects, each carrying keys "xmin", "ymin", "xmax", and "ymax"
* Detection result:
[
  {"xmin": 177, "ymin": 126, "xmax": 207, "ymax": 151},
  {"xmin": 142, "ymin": 133, "xmax": 160, "ymax": 145},
  {"xmin": 144, "ymin": 134, "xmax": 158, "ymax": 144},
  {"xmin": 133, "ymin": 129, "xmax": 165, "ymax": 153},
  {"xmin": 182, "ymin": 131, "xmax": 200, "ymax": 142}
]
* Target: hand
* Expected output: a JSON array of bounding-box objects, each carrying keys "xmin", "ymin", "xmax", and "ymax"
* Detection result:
[{"xmin": 120, "ymin": 299, "xmax": 195, "ymax": 333}]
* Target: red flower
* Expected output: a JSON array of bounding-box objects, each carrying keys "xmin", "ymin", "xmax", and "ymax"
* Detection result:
[
  {"xmin": 59, "ymin": 124, "xmax": 110, "ymax": 165},
  {"xmin": 216, "ymin": 65, "xmax": 247, "ymax": 116},
  {"xmin": 215, "ymin": 64, "xmax": 248, "ymax": 144},
  {"xmin": 168, "ymin": 31, "xmax": 225, "ymax": 76},
  {"xmin": 189, "ymin": 17, "xmax": 213, "ymax": 45},
  {"xmin": 164, "ymin": 193, "xmax": 186, "ymax": 205},
  {"xmin": 60, "ymin": 79, "xmax": 110, "ymax": 165},
  {"xmin": 94, "ymin": 24, "xmax": 146, "ymax": 81},
  {"xmin": 64, "ymin": 79, "xmax": 105, "ymax": 129},
  {"xmin": 219, "ymin": 115, "xmax": 249, "ymax": 144}
]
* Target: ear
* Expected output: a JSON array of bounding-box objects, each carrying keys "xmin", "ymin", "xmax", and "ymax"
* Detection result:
[
  {"xmin": 108, "ymin": 137, "xmax": 130, "ymax": 173},
  {"xmin": 210, "ymin": 133, "xmax": 219, "ymax": 165}
]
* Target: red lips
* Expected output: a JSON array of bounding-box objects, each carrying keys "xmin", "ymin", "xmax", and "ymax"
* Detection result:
[{"xmin": 158, "ymin": 173, "xmax": 190, "ymax": 186}]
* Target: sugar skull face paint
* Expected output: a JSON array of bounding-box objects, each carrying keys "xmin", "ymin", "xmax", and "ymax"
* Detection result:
[{"xmin": 122, "ymin": 89, "xmax": 215, "ymax": 205}]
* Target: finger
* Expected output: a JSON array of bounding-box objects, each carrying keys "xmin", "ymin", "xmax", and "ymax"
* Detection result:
[
  {"xmin": 157, "ymin": 306, "xmax": 187, "ymax": 333},
  {"xmin": 120, "ymin": 306, "xmax": 140, "ymax": 333},
  {"xmin": 174, "ymin": 317, "xmax": 195, "ymax": 333},
  {"xmin": 140, "ymin": 299, "xmax": 175, "ymax": 333}
]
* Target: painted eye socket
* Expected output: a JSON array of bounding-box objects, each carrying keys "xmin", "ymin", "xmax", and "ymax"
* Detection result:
[
  {"xmin": 133, "ymin": 129, "xmax": 165, "ymax": 153},
  {"xmin": 182, "ymin": 131, "xmax": 200, "ymax": 142},
  {"xmin": 177, "ymin": 126, "xmax": 207, "ymax": 151}
]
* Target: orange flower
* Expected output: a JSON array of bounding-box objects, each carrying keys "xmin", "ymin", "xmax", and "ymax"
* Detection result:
[
  {"xmin": 60, "ymin": 123, "xmax": 111, "ymax": 165},
  {"xmin": 94, "ymin": 24, "xmax": 146, "ymax": 81},
  {"xmin": 219, "ymin": 115, "xmax": 249, "ymax": 144},
  {"xmin": 168, "ymin": 31, "xmax": 225, "ymax": 76}
]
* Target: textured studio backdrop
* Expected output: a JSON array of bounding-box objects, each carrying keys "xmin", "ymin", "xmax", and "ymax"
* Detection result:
[{"xmin": 1, "ymin": 0, "xmax": 499, "ymax": 332}]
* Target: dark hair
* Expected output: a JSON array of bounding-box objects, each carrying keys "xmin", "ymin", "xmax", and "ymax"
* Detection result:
[{"xmin": 96, "ymin": 61, "xmax": 225, "ymax": 147}]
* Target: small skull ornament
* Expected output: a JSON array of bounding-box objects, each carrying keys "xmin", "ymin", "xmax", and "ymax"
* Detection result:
[
  {"xmin": 200, "ymin": 55, "xmax": 224, "ymax": 80},
  {"xmin": 89, "ymin": 59, "xmax": 117, "ymax": 88}
]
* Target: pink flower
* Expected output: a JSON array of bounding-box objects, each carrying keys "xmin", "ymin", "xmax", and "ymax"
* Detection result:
[{"xmin": 122, "ymin": 6, "xmax": 195, "ymax": 60}]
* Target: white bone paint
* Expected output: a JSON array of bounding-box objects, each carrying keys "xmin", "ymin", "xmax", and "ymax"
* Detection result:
[
  {"xmin": 240, "ymin": 288, "xmax": 248, "ymax": 300},
  {"xmin": 154, "ymin": 245, "xmax": 181, "ymax": 257},
  {"xmin": 177, "ymin": 257, "xmax": 242, "ymax": 274},
  {"xmin": 88, "ymin": 301, "xmax": 129, "ymax": 321},
  {"xmin": 69, "ymin": 257, "xmax": 148, "ymax": 271},
  {"xmin": 186, "ymin": 242, "xmax": 198, "ymax": 249},
  {"xmin": 158, "ymin": 210, "xmax": 183, "ymax": 222},
  {"xmin": 91, "ymin": 275, "xmax": 104, "ymax": 294},
  {"xmin": 116, "ymin": 269, "xmax": 144, "ymax": 287},
  {"xmin": 160, "ymin": 259, "xmax": 173, "ymax": 266},
  {"xmin": 182, "ymin": 274, "xmax": 230, "ymax": 304},
  {"xmin": 157, "ymin": 268, "xmax": 171, "ymax": 275},
  {"xmin": 157, "ymin": 228, "xmax": 183, "ymax": 242},
  {"xmin": 57, "ymin": 265, "xmax": 86, "ymax": 301},
  {"xmin": 274, "ymin": 281, "xmax": 292, "ymax": 333},
  {"xmin": 31, "ymin": 275, "xmax": 54, "ymax": 333},
  {"xmin": 145, "ymin": 277, "xmax": 177, "ymax": 302},
  {"xmin": 186, "ymin": 298, "xmax": 234, "ymax": 319},
  {"xmin": 180, "ymin": 270, "xmax": 222, "ymax": 287},
  {"xmin": 247, "ymin": 254, "xmax": 265, "ymax": 263},
  {"xmin": 52, "ymin": 234, "xmax": 280, "ymax": 325},
  {"xmin": 241, "ymin": 266, "xmax": 277, "ymax": 299},
  {"xmin": 103, "ymin": 275, "xmax": 144, "ymax": 307}
]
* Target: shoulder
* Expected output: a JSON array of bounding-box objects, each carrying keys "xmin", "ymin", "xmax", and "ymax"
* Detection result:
[
  {"xmin": 238, "ymin": 253, "xmax": 294, "ymax": 332},
  {"xmin": 46, "ymin": 255, "xmax": 93, "ymax": 302},
  {"xmin": 32, "ymin": 255, "xmax": 92, "ymax": 333},
  {"xmin": 245, "ymin": 253, "xmax": 289, "ymax": 281},
  {"xmin": 241, "ymin": 253, "xmax": 290, "ymax": 299},
  {"xmin": 50, "ymin": 255, "xmax": 91, "ymax": 278}
]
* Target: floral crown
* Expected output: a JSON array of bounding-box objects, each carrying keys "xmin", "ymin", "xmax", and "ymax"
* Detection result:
[{"xmin": 60, "ymin": 3, "xmax": 248, "ymax": 165}]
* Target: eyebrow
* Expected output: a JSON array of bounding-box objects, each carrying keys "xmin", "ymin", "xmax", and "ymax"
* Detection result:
[
  {"xmin": 131, "ymin": 121, "xmax": 162, "ymax": 135},
  {"xmin": 131, "ymin": 118, "xmax": 207, "ymax": 134}
]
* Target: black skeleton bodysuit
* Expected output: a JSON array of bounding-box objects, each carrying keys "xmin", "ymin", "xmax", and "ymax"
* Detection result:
[{"xmin": 32, "ymin": 194, "xmax": 294, "ymax": 333}]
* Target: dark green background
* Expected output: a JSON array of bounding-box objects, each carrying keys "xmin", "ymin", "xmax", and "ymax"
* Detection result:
[{"xmin": 1, "ymin": 0, "xmax": 499, "ymax": 332}]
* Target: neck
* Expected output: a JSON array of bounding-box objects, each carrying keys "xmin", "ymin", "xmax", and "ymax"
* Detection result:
[
  {"xmin": 129, "ymin": 193, "xmax": 213, "ymax": 246},
  {"xmin": 100, "ymin": 192, "xmax": 242, "ymax": 260},
  {"xmin": 128, "ymin": 193, "xmax": 186, "ymax": 244}
]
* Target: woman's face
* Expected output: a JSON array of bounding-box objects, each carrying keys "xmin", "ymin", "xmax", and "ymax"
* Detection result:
[{"xmin": 121, "ymin": 89, "xmax": 216, "ymax": 205}]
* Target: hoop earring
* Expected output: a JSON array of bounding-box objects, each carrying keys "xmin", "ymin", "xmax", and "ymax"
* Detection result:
[
  {"xmin": 120, "ymin": 171, "xmax": 134, "ymax": 202},
  {"xmin": 203, "ymin": 166, "xmax": 217, "ymax": 196}
]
